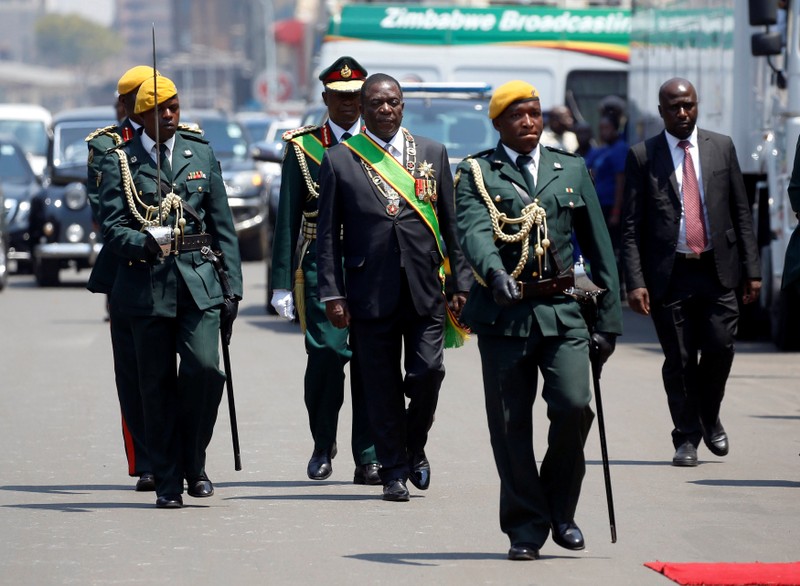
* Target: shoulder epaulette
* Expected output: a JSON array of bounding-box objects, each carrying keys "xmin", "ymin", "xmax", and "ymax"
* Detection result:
[
  {"xmin": 543, "ymin": 145, "xmax": 579, "ymax": 157},
  {"xmin": 85, "ymin": 124, "xmax": 119, "ymax": 143},
  {"xmin": 282, "ymin": 124, "xmax": 320, "ymax": 142},
  {"xmin": 468, "ymin": 148, "xmax": 495, "ymax": 160},
  {"xmin": 178, "ymin": 123, "xmax": 203, "ymax": 134},
  {"xmin": 177, "ymin": 124, "xmax": 208, "ymax": 143}
]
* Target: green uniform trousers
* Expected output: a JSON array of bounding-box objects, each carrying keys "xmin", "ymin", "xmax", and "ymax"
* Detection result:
[
  {"xmin": 477, "ymin": 329, "xmax": 594, "ymax": 548},
  {"xmin": 301, "ymin": 246, "xmax": 377, "ymax": 466}
]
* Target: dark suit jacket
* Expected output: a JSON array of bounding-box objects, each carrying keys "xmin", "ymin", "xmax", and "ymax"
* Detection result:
[
  {"xmin": 98, "ymin": 129, "xmax": 243, "ymax": 317},
  {"xmin": 316, "ymin": 131, "xmax": 471, "ymax": 320},
  {"xmin": 622, "ymin": 128, "xmax": 760, "ymax": 302}
]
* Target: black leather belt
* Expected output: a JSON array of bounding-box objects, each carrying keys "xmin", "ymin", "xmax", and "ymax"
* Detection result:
[
  {"xmin": 675, "ymin": 250, "xmax": 712, "ymax": 261},
  {"xmin": 176, "ymin": 233, "xmax": 212, "ymax": 252},
  {"xmin": 517, "ymin": 272, "xmax": 575, "ymax": 299}
]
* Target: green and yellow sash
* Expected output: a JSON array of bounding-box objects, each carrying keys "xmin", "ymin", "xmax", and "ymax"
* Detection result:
[
  {"xmin": 345, "ymin": 132, "xmax": 469, "ymax": 348},
  {"xmin": 290, "ymin": 132, "xmax": 325, "ymax": 165}
]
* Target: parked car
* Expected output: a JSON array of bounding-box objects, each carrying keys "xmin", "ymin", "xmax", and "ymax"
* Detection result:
[
  {"xmin": 234, "ymin": 111, "xmax": 273, "ymax": 144},
  {"xmin": 182, "ymin": 109, "xmax": 272, "ymax": 261},
  {"xmin": 28, "ymin": 107, "xmax": 114, "ymax": 286},
  {"xmin": 0, "ymin": 104, "xmax": 52, "ymax": 179},
  {"xmin": 0, "ymin": 185, "xmax": 8, "ymax": 291},
  {"xmin": 0, "ymin": 135, "xmax": 45, "ymax": 273}
]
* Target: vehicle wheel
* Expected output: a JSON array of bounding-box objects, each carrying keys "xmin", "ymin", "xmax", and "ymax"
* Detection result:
[
  {"xmin": 33, "ymin": 256, "xmax": 60, "ymax": 287},
  {"xmin": 770, "ymin": 286, "xmax": 800, "ymax": 351},
  {"xmin": 0, "ymin": 240, "xmax": 8, "ymax": 291},
  {"xmin": 239, "ymin": 225, "xmax": 268, "ymax": 261}
]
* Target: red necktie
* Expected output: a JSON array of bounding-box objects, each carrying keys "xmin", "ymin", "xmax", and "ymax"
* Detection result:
[{"xmin": 678, "ymin": 140, "xmax": 707, "ymax": 254}]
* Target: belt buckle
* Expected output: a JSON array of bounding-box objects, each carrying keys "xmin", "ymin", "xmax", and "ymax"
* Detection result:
[
  {"xmin": 516, "ymin": 280, "xmax": 525, "ymax": 297},
  {"xmin": 684, "ymin": 252, "xmax": 701, "ymax": 260}
]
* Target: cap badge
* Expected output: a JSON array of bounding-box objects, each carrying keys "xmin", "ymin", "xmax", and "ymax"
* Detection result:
[{"xmin": 341, "ymin": 65, "xmax": 352, "ymax": 79}]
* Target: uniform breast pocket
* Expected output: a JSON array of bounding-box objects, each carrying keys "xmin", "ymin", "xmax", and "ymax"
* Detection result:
[{"xmin": 553, "ymin": 191, "xmax": 586, "ymax": 233}]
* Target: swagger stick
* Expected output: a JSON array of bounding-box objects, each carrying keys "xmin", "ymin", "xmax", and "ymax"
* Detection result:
[
  {"xmin": 152, "ymin": 24, "xmax": 162, "ymax": 226},
  {"xmin": 590, "ymin": 347, "xmax": 617, "ymax": 543},
  {"xmin": 201, "ymin": 246, "xmax": 242, "ymax": 470}
]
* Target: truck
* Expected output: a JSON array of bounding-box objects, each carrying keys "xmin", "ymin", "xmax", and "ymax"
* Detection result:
[
  {"xmin": 318, "ymin": 2, "xmax": 630, "ymax": 130},
  {"xmin": 626, "ymin": 0, "xmax": 800, "ymax": 349}
]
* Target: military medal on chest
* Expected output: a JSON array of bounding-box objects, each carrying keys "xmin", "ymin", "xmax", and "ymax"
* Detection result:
[{"xmin": 415, "ymin": 160, "xmax": 437, "ymax": 203}]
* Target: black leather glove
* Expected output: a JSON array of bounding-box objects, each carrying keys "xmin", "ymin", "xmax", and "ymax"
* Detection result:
[
  {"xmin": 143, "ymin": 231, "xmax": 163, "ymax": 262},
  {"xmin": 220, "ymin": 297, "xmax": 239, "ymax": 345},
  {"xmin": 590, "ymin": 331, "xmax": 617, "ymax": 365},
  {"xmin": 489, "ymin": 269, "xmax": 520, "ymax": 307}
]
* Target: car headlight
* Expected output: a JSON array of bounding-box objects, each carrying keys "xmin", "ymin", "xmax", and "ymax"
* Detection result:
[
  {"xmin": 226, "ymin": 170, "xmax": 263, "ymax": 197},
  {"xmin": 66, "ymin": 223, "xmax": 85, "ymax": 243},
  {"xmin": 64, "ymin": 182, "xmax": 88, "ymax": 210}
]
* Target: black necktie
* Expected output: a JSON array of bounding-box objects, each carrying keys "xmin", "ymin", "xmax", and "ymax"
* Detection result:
[
  {"xmin": 516, "ymin": 154, "xmax": 536, "ymax": 195},
  {"xmin": 341, "ymin": 132, "xmax": 352, "ymax": 141},
  {"xmin": 158, "ymin": 143, "xmax": 171, "ymax": 177}
]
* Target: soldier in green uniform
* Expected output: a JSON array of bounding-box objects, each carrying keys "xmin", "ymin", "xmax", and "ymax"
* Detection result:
[
  {"xmin": 270, "ymin": 57, "xmax": 380, "ymax": 484},
  {"xmin": 454, "ymin": 81, "xmax": 622, "ymax": 560},
  {"xmin": 97, "ymin": 75, "xmax": 243, "ymax": 508},
  {"xmin": 86, "ymin": 65, "xmax": 158, "ymax": 492}
]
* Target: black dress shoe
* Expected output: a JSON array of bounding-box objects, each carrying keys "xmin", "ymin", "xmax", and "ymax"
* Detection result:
[
  {"xmin": 155, "ymin": 494, "xmax": 183, "ymax": 509},
  {"xmin": 672, "ymin": 441, "xmax": 699, "ymax": 467},
  {"xmin": 353, "ymin": 463, "xmax": 382, "ymax": 485},
  {"xmin": 702, "ymin": 427, "xmax": 729, "ymax": 457},
  {"xmin": 408, "ymin": 453, "xmax": 430, "ymax": 491},
  {"xmin": 307, "ymin": 444, "xmax": 337, "ymax": 480},
  {"xmin": 382, "ymin": 479, "xmax": 410, "ymax": 502},
  {"xmin": 508, "ymin": 543, "xmax": 540, "ymax": 561},
  {"xmin": 187, "ymin": 473, "xmax": 214, "ymax": 497},
  {"xmin": 551, "ymin": 521, "xmax": 585, "ymax": 550},
  {"xmin": 135, "ymin": 473, "xmax": 155, "ymax": 492}
]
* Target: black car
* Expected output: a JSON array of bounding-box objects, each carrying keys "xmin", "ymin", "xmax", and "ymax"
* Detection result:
[
  {"xmin": 28, "ymin": 107, "xmax": 115, "ymax": 286},
  {"xmin": 0, "ymin": 184, "xmax": 7, "ymax": 291},
  {"xmin": 181, "ymin": 109, "xmax": 272, "ymax": 261},
  {"xmin": 0, "ymin": 135, "xmax": 44, "ymax": 274}
]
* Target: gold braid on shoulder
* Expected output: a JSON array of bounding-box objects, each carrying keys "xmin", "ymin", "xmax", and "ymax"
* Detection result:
[
  {"xmin": 292, "ymin": 141, "xmax": 319, "ymax": 222},
  {"xmin": 466, "ymin": 158, "xmax": 550, "ymax": 286},
  {"xmin": 112, "ymin": 147, "xmax": 185, "ymax": 234},
  {"xmin": 85, "ymin": 125, "xmax": 121, "ymax": 143}
]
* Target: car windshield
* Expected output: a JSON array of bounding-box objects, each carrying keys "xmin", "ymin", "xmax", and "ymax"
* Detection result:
[
  {"xmin": 402, "ymin": 97, "xmax": 495, "ymax": 161},
  {"xmin": 192, "ymin": 118, "xmax": 249, "ymax": 160},
  {"xmin": 53, "ymin": 120, "xmax": 112, "ymax": 167},
  {"xmin": 0, "ymin": 119, "xmax": 48, "ymax": 156},
  {"xmin": 0, "ymin": 142, "xmax": 34, "ymax": 183}
]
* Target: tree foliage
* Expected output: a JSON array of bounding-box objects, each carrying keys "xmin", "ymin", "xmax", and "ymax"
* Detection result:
[{"xmin": 35, "ymin": 14, "xmax": 119, "ymax": 69}]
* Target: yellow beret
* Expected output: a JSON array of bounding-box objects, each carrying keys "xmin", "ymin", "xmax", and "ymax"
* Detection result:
[
  {"xmin": 117, "ymin": 66, "xmax": 159, "ymax": 96},
  {"xmin": 488, "ymin": 80, "xmax": 540, "ymax": 120},
  {"xmin": 134, "ymin": 76, "xmax": 178, "ymax": 114}
]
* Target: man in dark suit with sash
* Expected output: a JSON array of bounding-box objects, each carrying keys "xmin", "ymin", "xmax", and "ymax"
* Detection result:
[
  {"xmin": 454, "ymin": 80, "xmax": 622, "ymax": 560},
  {"xmin": 97, "ymin": 75, "xmax": 243, "ymax": 508},
  {"xmin": 270, "ymin": 57, "xmax": 380, "ymax": 485},
  {"xmin": 316, "ymin": 73, "xmax": 472, "ymax": 502}
]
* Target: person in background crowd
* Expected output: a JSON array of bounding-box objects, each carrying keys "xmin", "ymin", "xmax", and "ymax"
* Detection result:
[{"xmin": 539, "ymin": 105, "xmax": 578, "ymax": 153}]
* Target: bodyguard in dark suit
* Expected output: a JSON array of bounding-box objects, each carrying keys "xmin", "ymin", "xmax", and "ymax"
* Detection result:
[
  {"xmin": 622, "ymin": 78, "xmax": 761, "ymax": 467},
  {"xmin": 316, "ymin": 73, "xmax": 472, "ymax": 502},
  {"xmin": 86, "ymin": 66, "xmax": 156, "ymax": 492},
  {"xmin": 455, "ymin": 80, "xmax": 622, "ymax": 560},
  {"xmin": 97, "ymin": 76, "xmax": 243, "ymax": 508},
  {"xmin": 270, "ymin": 56, "xmax": 379, "ymax": 485}
]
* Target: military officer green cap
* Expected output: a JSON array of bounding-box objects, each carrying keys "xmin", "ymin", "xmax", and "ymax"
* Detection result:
[
  {"xmin": 489, "ymin": 80, "xmax": 540, "ymax": 119},
  {"xmin": 319, "ymin": 56, "xmax": 368, "ymax": 93}
]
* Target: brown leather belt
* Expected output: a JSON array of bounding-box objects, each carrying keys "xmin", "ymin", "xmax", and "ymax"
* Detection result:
[
  {"xmin": 517, "ymin": 272, "xmax": 575, "ymax": 299},
  {"xmin": 176, "ymin": 233, "xmax": 212, "ymax": 252}
]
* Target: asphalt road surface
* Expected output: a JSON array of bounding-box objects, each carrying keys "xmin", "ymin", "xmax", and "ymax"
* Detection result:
[{"xmin": 1, "ymin": 261, "xmax": 798, "ymax": 585}]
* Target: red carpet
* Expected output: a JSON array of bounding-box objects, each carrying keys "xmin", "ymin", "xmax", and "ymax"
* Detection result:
[{"xmin": 645, "ymin": 561, "xmax": 800, "ymax": 585}]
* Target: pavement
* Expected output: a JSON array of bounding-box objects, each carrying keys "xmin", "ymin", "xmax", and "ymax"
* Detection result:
[{"xmin": 1, "ymin": 261, "xmax": 799, "ymax": 585}]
